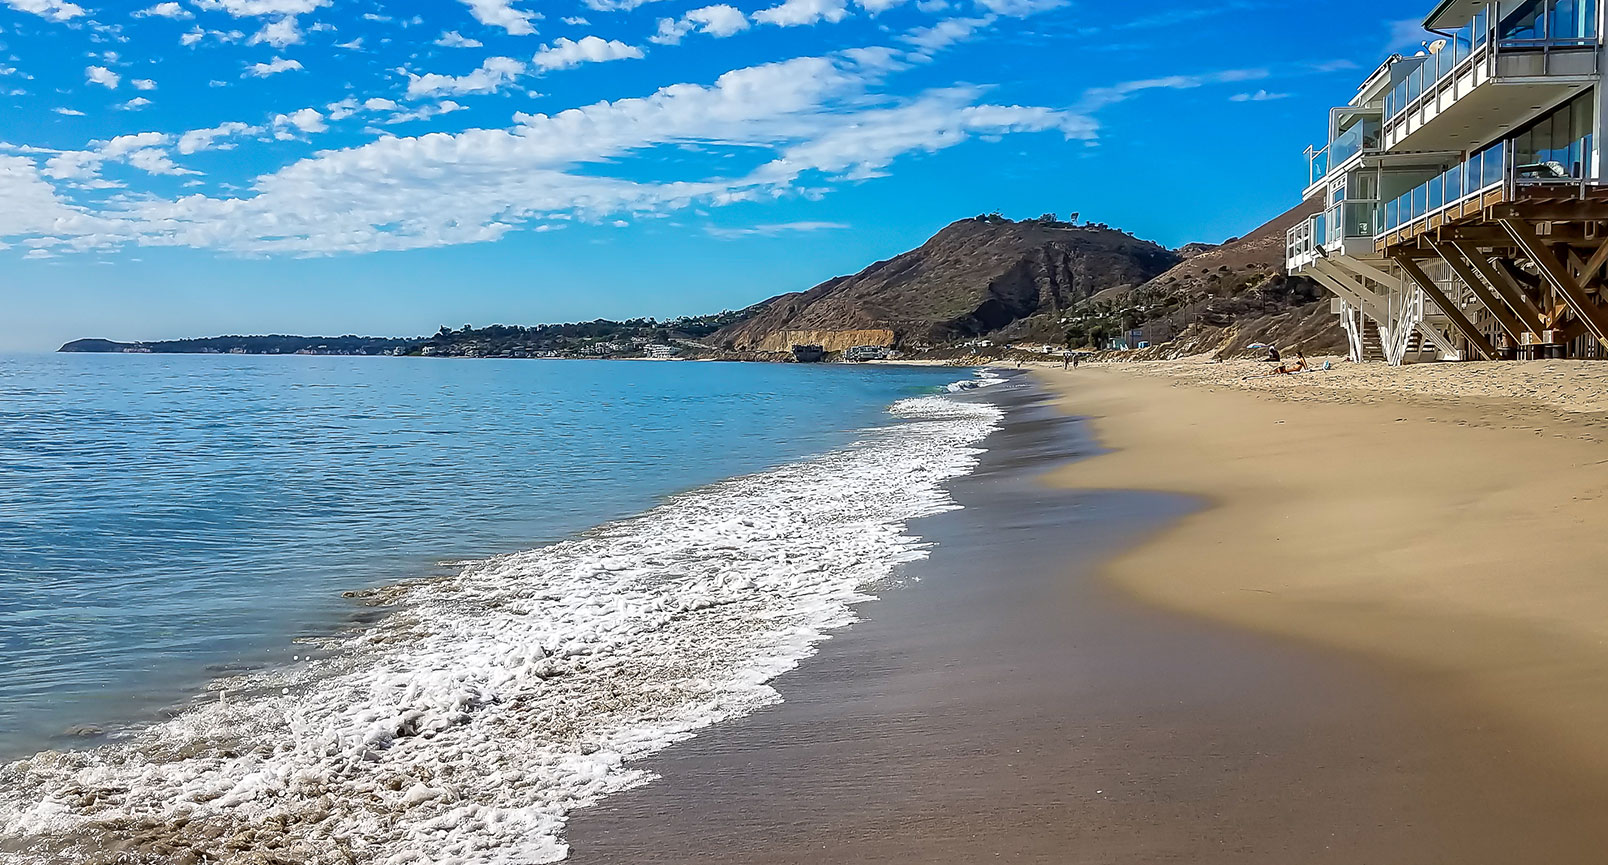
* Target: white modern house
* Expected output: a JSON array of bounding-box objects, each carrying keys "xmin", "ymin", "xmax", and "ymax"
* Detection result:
[{"xmin": 1288, "ymin": 0, "xmax": 1608, "ymax": 363}]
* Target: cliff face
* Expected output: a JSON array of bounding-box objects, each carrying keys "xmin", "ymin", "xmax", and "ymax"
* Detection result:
[{"xmin": 716, "ymin": 218, "xmax": 1180, "ymax": 351}]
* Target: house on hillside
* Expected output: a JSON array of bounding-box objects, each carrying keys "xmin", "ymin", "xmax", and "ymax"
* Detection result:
[{"xmin": 1287, "ymin": 0, "xmax": 1608, "ymax": 363}]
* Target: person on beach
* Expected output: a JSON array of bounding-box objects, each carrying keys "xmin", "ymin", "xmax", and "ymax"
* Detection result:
[
  {"xmin": 1062, "ymin": 351, "xmax": 1071, "ymax": 369},
  {"xmin": 1265, "ymin": 351, "xmax": 1308, "ymax": 376},
  {"xmin": 1265, "ymin": 346, "xmax": 1282, "ymax": 363}
]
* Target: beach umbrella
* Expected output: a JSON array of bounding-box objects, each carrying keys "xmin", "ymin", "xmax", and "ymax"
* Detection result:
[{"xmin": 1248, "ymin": 342, "xmax": 1271, "ymax": 349}]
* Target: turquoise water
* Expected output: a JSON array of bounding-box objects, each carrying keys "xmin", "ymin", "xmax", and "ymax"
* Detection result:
[{"xmin": 0, "ymin": 354, "xmax": 960, "ymax": 758}]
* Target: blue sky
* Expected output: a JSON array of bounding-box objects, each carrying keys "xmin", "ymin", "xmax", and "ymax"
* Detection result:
[{"xmin": 0, "ymin": 0, "xmax": 1428, "ymax": 350}]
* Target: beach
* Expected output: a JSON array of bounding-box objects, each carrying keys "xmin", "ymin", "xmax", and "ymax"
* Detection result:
[{"xmin": 562, "ymin": 369, "xmax": 1608, "ymax": 862}]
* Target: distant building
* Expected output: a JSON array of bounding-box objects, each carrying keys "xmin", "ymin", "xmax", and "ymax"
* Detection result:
[
  {"xmin": 843, "ymin": 345, "xmax": 889, "ymax": 361},
  {"xmin": 645, "ymin": 344, "xmax": 681, "ymax": 358}
]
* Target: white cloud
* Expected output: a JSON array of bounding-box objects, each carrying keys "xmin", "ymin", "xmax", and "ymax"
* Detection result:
[
  {"xmin": 131, "ymin": 78, "xmax": 157, "ymax": 90},
  {"xmin": 532, "ymin": 36, "xmax": 643, "ymax": 71},
  {"xmin": 192, "ymin": 0, "xmax": 327, "ymax": 16},
  {"xmin": 40, "ymin": 131, "xmax": 199, "ymax": 187},
  {"xmin": 581, "ymin": 0, "xmax": 665, "ymax": 10},
  {"xmin": 1230, "ymin": 89, "xmax": 1290, "ymax": 102},
  {"xmin": 0, "ymin": 156, "xmax": 103, "ymax": 240},
  {"xmin": 181, "ymin": 27, "xmax": 205, "ymax": 45},
  {"xmin": 902, "ymin": 15, "xmax": 992, "ymax": 54},
  {"xmin": 334, "ymin": 37, "xmax": 363, "ymax": 49},
  {"xmin": 458, "ymin": 0, "xmax": 538, "ymax": 35},
  {"xmin": 561, "ymin": 15, "xmax": 589, "ymax": 24},
  {"xmin": 362, "ymin": 96, "xmax": 399, "ymax": 111},
  {"xmin": 52, "ymin": 107, "xmax": 86, "ymax": 116},
  {"xmin": 652, "ymin": 4, "xmax": 747, "ymax": 43},
  {"xmin": 326, "ymin": 96, "xmax": 359, "ymax": 119},
  {"xmin": 85, "ymin": 65, "xmax": 121, "ymax": 88},
  {"xmin": 435, "ymin": 30, "xmax": 483, "ymax": 48},
  {"xmin": 134, "ymin": 2, "xmax": 192, "ymax": 18},
  {"xmin": 970, "ymin": 0, "xmax": 1063, "ymax": 14},
  {"xmin": 100, "ymin": 132, "xmax": 169, "ymax": 159},
  {"xmin": 272, "ymin": 107, "xmax": 327, "ymax": 138},
  {"xmin": 406, "ymin": 55, "xmax": 525, "ymax": 98},
  {"xmin": 707, "ymin": 220, "xmax": 847, "ymax": 238},
  {"xmin": 126, "ymin": 147, "xmax": 196, "ymax": 175},
  {"xmin": 383, "ymin": 99, "xmax": 467, "ymax": 124},
  {"xmin": 3, "ymin": 52, "xmax": 1089, "ymax": 258},
  {"xmin": 177, "ymin": 120, "xmax": 259, "ymax": 153},
  {"xmin": 120, "ymin": 96, "xmax": 153, "ymax": 109},
  {"xmin": 855, "ymin": 0, "xmax": 907, "ymax": 11},
  {"xmin": 250, "ymin": 16, "xmax": 302, "ymax": 47},
  {"xmin": 1078, "ymin": 69, "xmax": 1268, "ymax": 113},
  {"xmin": 753, "ymin": 0, "xmax": 848, "ymax": 26},
  {"xmin": 687, "ymin": 4, "xmax": 748, "ymax": 36},
  {"xmin": 2, "ymin": 0, "xmax": 85, "ymax": 23},
  {"xmin": 244, "ymin": 56, "xmax": 304, "ymax": 76}
]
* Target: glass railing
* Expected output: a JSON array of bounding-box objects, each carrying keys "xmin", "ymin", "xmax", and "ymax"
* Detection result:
[
  {"xmin": 1383, "ymin": 4, "xmax": 1598, "ymax": 121},
  {"xmin": 1328, "ymin": 118, "xmax": 1381, "ymax": 168},
  {"xmin": 1308, "ymin": 146, "xmax": 1329, "ymax": 187},
  {"xmin": 1378, "ymin": 140, "xmax": 1509, "ymax": 235}
]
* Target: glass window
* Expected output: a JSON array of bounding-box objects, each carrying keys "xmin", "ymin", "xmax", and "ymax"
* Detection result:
[
  {"xmin": 1500, "ymin": 0, "xmax": 1543, "ymax": 39},
  {"xmin": 1548, "ymin": 0, "xmax": 1595, "ymax": 39},
  {"xmin": 1507, "ymin": 92, "xmax": 1594, "ymax": 178}
]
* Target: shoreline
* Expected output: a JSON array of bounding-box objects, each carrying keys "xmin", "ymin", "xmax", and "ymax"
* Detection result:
[{"xmin": 558, "ymin": 374, "xmax": 1605, "ymax": 862}]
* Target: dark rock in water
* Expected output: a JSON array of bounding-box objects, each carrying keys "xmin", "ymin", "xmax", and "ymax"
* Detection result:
[
  {"xmin": 204, "ymin": 662, "xmax": 264, "ymax": 673},
  {"xmin": 61, "ymin": 725, "xmax": 105, "ymax": 737}
]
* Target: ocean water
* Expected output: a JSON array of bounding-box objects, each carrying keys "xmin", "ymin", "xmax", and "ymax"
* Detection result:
[{"xmin": 0, "ymin": 353, "xmax": 1003, "ymax": 863}]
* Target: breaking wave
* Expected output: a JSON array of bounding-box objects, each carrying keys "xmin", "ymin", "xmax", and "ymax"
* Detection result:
[{"xmin": 0, "ymin": 394, "xmax": 1002, "ymax": 864}]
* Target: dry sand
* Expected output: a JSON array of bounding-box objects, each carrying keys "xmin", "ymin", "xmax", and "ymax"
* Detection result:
[{"xmin": 1038, "ymin": 357, "xmax": 1608, "ymax": 798}]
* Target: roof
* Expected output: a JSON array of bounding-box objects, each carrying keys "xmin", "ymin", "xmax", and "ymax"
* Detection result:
[{"xmin": 1423, "ymin": 0, "xmax": 1479, "ymax": 30}]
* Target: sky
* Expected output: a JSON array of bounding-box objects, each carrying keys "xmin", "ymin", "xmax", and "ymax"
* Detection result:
[{"xmin": 0, "ymin": 0, "xmax": 1432, "ymax": 351}]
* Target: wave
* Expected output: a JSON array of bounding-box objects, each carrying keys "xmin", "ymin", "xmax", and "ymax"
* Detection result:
[
  {"xmin": 0, "ymin": 394, "xmax": 1003, "ymax": 864},
  {"xmin": 946, "ymin": 369, "xmax": 1007, "ymax": 392}
]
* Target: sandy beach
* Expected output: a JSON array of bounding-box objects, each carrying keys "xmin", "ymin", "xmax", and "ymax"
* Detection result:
[
  {"xmin": 562, "ymin": 372, "xmax": 1608, "ymax": 862},
  {"xmin": 1036, "ymin": 358, "xmax": 1608, "ymax": 846}
]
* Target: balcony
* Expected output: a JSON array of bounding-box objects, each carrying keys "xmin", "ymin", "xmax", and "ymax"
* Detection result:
[
  {"xmin": 1375, "ymin": 141, "xmax": 1523, "ymax": 248},
  {"xmin": 1305, "ymin": 114, "xmax": 1383, "ymax": 193},
  {"xmin": 1382, "ymin": 1, "xmax": 1597, "ymax": 152}
]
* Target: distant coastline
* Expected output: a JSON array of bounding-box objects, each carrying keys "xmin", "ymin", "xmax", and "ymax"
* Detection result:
[{"xmin": 57, "ymin": 313, "xmax": 750, "ymax": 361}]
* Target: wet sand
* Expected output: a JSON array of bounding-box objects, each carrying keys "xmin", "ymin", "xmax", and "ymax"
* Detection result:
[{"xmin": 563, "ymin": 377, "xmax": 1608, "ymax": 863}]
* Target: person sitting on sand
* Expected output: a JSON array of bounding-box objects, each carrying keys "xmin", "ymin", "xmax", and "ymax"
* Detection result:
[
  {"xmin": 1265, "ymin": 346, "xmax": 1281, "ymax": 363},
  {"xmin": 1266, "ymin": 351, "xmax": 1308, "ymax": 375}
]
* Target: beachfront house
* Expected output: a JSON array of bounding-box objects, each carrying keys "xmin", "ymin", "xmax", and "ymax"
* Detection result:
[{"xmin": 1288, "ymin": 0, "xmax": 1608, "ymax": 363}]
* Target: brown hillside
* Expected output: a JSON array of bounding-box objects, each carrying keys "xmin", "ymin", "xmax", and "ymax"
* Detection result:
[
  {"xmin": 715, "ymin": 217, "xmax": 1181, "ymax": 352},
  {"xmin": 1075, "ymin": 199, "xmax": 1345, "ymax": 357}
]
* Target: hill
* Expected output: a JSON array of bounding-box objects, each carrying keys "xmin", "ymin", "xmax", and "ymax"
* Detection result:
[
  {"xmin": 1064, "ymin": 199, "xmax": 1344, "ymax": 357},
  {"xmin": 714, "ymin": 215, "xmax": 1181, "ymax": 353},
  {"xmin": 59, "ymin": 335, "xmax": 419, "ymax": 355}
]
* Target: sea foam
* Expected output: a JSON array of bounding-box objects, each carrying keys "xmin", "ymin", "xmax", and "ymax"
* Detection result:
[{"xmin": 0, "ymin": 393, "xmax": 1003, "ymax": 864}]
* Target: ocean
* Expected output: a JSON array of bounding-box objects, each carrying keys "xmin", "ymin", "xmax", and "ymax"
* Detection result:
[{"xmin": 0, "ymin": 353, "xmax": 1002, "ymax": 862}]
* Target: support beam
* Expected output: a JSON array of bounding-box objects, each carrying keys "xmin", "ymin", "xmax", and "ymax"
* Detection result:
[
  {"xmin": 1324, "ymin": 255, "xmax": 1400, "ymax": 289},
  {"xmin": 1433, "ymin": 242, "xmax": 1528, "ymax": 345},
  {"xmin": 1451, "ymin": 242, "xmax": 1546, "ymax": 334},
  {"xmin": 1499, "ymin": 218, "xmax": 1608, "ymax": 348},
  {"xmin": 1393, "ymin": 254, "xmax": 1498, "ymax": 360},
  {"xmin": 1309, "ymin": 259, "xmax": 1389, "ymax": 323},
  {"xmin": 1579, "ymin": 240, "xmax": 1608, "ymax": 287},
  {"xmin": 1490, "ymin": 201, "xmax": 1608, "ymax": 221}
]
